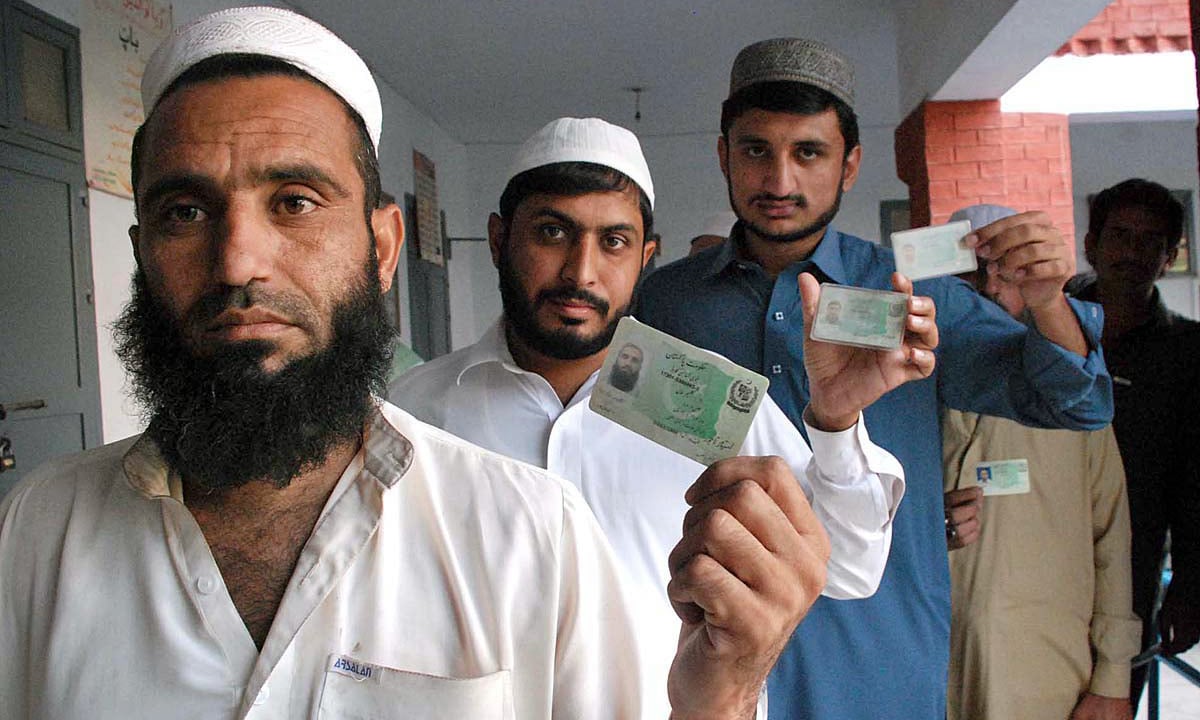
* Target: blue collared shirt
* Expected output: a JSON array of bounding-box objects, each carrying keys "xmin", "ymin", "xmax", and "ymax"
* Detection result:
[{"xmin": 636, "ymin": 224, "xmax": 1112, "ymax": 720}]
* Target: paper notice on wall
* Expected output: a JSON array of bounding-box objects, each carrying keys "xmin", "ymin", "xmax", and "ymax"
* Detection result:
[
  {"xmin": 413, "ymin": 150, "xmax": 444, "ymax": 266},
  {"xmin": 82, "ymin": 0, "xmax": 172, "ymax": 199}
]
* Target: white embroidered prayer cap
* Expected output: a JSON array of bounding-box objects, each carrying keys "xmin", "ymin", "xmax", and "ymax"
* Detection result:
[
  {"xmin": 507, "ymin": 117, "xmax": 655, "ymax": 209},
  {"xmin": 141, "ymin": 6, "xmax": 383, "ymax": 152}
]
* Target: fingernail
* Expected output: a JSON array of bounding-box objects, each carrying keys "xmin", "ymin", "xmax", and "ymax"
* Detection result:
[{"xmin": 963, "ymin": 233, "xmax": 980, "ymax": 248}]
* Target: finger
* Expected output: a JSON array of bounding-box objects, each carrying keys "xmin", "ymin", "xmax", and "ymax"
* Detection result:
[
  {"xmin": 968, "ymin": 210, "xmax": 1052, "ymax": 254},
  {"xmin": 676, "ymin": 478, "xmax": 803, "ymax": 563},
  {"xmin": 798, "ymin": 272, "xmax": 821, "ymax": 329},
  {"xmin": 946, "ymin": 486, "xmax": 983, "ymax": 508},
  {"xmin": 890, "ymin": 271, "xmax": 914, "ymax": 297},
  {"xmin": 987, "ymin": 238, "xmax": 1068, "ymax": 277},
  {"xmin": 667, "ymin": 553, "xmax": 742, "ymax": 626},
  {"xmin": 685, "ymin": 456, "xmax": 819, "ymax": 537},
  {"xmin": 947, "ymin": 503, "xmax": 979, "ymax": 526},
  {"xmin": 904, "ymin": 308, "xmax": 939, "ymax": 352}
]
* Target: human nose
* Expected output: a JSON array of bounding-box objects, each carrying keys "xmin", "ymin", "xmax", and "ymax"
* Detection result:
[
  {"xmin": 212, "ymin": 200, "xmax": 275, "ymax": 287},
  {"xmin": 762, "ymin": 153, "xmax": 796, "ymax": 197},
  {"xmin": 560, "ymin": 237, "xmax": 599, "ymax": 286}
]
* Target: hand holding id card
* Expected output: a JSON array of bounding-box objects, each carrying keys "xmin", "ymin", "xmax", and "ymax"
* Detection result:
[
  {"xmin": 590, "ymin": 317, "xmax": 768, "ymax": 466},
  {"xmin": 892, "ymin": 220, "xmax": 976, "ymax": 281},
  {"xmin": 809, "ymin": 283, "xmax": 909, "ymax": 350}
]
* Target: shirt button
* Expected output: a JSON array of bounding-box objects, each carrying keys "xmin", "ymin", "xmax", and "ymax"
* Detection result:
[
  {"xmin": 196, "ymin": 575, "xmax": 216, "ymax": 595},
  {"xmin": 254, "ymin": 686, "xmax": 270, "ymax": 705},
  {"xmin": 773, "ymin": 311, "xmax": 785, "ymax": 321},
  {"xmin": 771, "ymin": 364, "xmax": 783, "ymax": 374}
]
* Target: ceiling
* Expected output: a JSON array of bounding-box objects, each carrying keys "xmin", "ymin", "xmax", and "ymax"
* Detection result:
[{"xmin": 291, "ymin": 0, "xmax": 903, "ymax": 145}]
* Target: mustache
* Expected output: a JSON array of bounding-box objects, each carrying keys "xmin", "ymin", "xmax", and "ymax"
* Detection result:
[
  {"xmin": 187, "ymin": 284, "xmax": 317, "ymax": 332},
  {"xmin": 750, "ymin": 193, "xmax": 808, "ymax": 207},
  {"xmin": 535, "ymin": 286, "xmax": 610, "ymax": 316}
]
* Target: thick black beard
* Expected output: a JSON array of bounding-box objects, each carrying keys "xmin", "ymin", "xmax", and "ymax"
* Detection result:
[
  {"xmin": 113, "ymin": 262, "xmax": 395, "ymax": 491},
  {"xmin": 497, "ymin": 243, "xmax": 633, "ymax": 361}
]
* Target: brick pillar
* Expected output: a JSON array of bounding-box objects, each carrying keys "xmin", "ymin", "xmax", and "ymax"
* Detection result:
[{"xmin": 894, "ymin": 100, "xmax": 1075, "ymax": 246}]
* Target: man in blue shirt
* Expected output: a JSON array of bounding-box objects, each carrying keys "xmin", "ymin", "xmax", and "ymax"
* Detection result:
[{"xmin": 636, "ymin": 37, "xmax": 1113, "ymax": 720}]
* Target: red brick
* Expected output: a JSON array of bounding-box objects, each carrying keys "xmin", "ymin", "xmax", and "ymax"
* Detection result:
[
  {"xmin": 926, "ymin": 144, "xmax": 954, "ymax": 164},
  {"xmin": 1130, "ymin": 5, "xmax": 1155, "ymax": 19},
  {"xmin": 928, "ymin": 162, "xmax": 980, "ymax": 181},
  {"xmin": 1169, "ymin": 3, "xmax": 1190, "ymax": 19},
  {"xmin": 979, "ymin": 160, "xmax": 1005, "ymax": 178},
  {"xmin": 942, "ymin": 99, "xmax": 1000, "ymax": 114},
  {"xmin": 1008, "ymin": 190, "xmax": 1052, "ymax": 207},
  {"xmin": 1026, "ymin": 173, "xmax": 1070, "ymax": 192},
  {"xmin": 926, "ymin": 113, "xmax": 955, "ymax": 132},
  {"xmin": 956, "ymin": 144, "xmax": 1004, "ymax": 162},
  {"xmin": 1004, "ymin": 145, "xmax": 1026, "ymax": 160},
  {"xmin": 1160, "ymin": 19, "xmax": 1190, "ymax": 36},
  {"xmin": 928, "ymin": 180, "xmax": 956, "ymax": 197},
  {"xmin": 955, "ymin": 130, "xmax": 979, "ymax": 145},
  {"xmin": 957, "ymin": 178, "xmax": 1005, "ymax": 196},
  {"xmin": 1042, "ymin": 125, "xmax": 1064, "ymax": 145},
  {"xmin": 925, "ymin": 129, "xmax": 958, "ymax": 148},
  {"xmin": 1008, "ymin": 158, "xmax": 1050, "ymax": 175},
  {"xmin": 955, "ymin": 112, "xmax": 1004, "ymax": 130},
  {"xmin": 1024, "ymin": 142, "xmax": 1067, "ymax": 160},
  {"xmin": 1005, "ymin": 125, "xmax": 1048, "ymax": 144},
  {"xmin": 1001, "ymin": 113, "xmax": 1023, "ymax": 128},
  {"xmin": 1022, "ymin": 113, "xmax": 1066, "ymax": 128},
  {"xmin": 978, "ymin": 128, "xmax": 1005, "ymax": 145}
]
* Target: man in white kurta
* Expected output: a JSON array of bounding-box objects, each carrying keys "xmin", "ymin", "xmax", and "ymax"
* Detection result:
[
  {"xmin": 389, "ymin": 117, "xmax": 927, "ymax": 717},
  {"xmin": 0, "ymin": 402, "xmax": 642, "ymax": 719}
]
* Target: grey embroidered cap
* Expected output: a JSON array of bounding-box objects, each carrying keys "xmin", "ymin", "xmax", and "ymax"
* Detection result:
[{"xmin": 729, "ymin": 37, "xmax": 855, "ymax": 107}]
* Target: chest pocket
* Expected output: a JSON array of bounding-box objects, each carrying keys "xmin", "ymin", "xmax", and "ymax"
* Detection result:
[{"xmin": 318, "ymin": 656, "xmax": 513, "ymax": 719}]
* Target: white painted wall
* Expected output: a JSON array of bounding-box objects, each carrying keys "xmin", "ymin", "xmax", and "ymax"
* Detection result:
[
  {"xmin": 1069, "ymin": 118, "xmax": 1200, "ymax": 320},
  {"xmin": 26, "ymin": 0, "xmax": 471, "ymax": 441}
]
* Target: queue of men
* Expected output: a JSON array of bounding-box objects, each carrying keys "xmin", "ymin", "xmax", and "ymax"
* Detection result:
[{"xmin": 0, "ymin": 5, "xmax": 1196, "ymax": 720}]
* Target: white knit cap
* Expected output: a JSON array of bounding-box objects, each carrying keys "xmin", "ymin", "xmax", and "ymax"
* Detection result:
[
  {"xmin": 141, "ymin": 6, "xmax": 382, "ymax": 152},
  {"xmin": 507, "ymin": 117, "xmax": 655, "ymax": 209}
]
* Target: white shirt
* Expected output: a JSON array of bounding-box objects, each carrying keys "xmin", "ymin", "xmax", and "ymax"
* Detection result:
[
  {"xmin": 389, "ymin": 322, "xmax": 905, "ymax": 717},
  {"xmin": 0, "ymin": 402, "xmax": 642, "ymax": 720}
]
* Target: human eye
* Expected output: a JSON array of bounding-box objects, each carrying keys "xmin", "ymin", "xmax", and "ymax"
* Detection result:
[
  {"xmin": 796, "ymin": 145, "xmax": 822, "ymax": 161},
  {"xmin": 603, "ymin": 234, "xmax": 631, "ymax": 250},
  {"xmin": 744, "ymin": 144, "xmax": 768, "ymax": 159},
  {"xmin": 154, "ymin": 201, "xmax": 209, "ymax": 233},
  {"xmin": 276, "ymin": 193, "xmax": 319, "ymax": 216},
  {"xmin": 539, "ymin": 224, "xmax": 567, "ymax": 241}
]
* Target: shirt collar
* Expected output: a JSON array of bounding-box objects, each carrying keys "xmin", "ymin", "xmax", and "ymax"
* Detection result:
[
  {"xmin": 455, "ymin": 319, "xmax": 524, "ymax": 385},
  {"xmin": 707, "ymin": 221, "xmax": 848, "ymax": 283},
  {"xmin": 121, "ymin": 401, "xmax": 414, "ymax": 499}
]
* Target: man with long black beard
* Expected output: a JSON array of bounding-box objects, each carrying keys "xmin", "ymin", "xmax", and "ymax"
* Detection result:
[
  {"xmin": 390, "ymin": 116, "xmax": 941, "ymax": 718},
  {"xmin": 0, "ymin": 9, "xmax": 662, "ymax": 719},
  {"xmin": 636, "ymin": 37, "xmax": 1115, "ymax": 720}
]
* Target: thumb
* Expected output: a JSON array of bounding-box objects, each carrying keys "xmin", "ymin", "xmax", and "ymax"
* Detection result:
[{"xmin": 798, "ymin": 272, "xmax": 821, "ymax": 329}]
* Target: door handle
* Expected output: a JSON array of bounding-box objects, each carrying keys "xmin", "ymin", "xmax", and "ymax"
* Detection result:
[{"xmin": 0, "ymin": 399, "xmax": 47, "ymax": 421}]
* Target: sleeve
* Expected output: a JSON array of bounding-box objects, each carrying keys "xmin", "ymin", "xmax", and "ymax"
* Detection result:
[
  {"xmin": 552, "ymin": 487, "xmax": 646, "ymax": 720},
  {"xmin": 934, "ymin": 278, "xmax": 1113, "ymax": 431},
  {"xmin": 1085, "ymin": 427, "xmax": 1143, "ymax": 698},
  {"xmin": 741, "ymin": 396, "xmax": 905, "ymax": 599}
]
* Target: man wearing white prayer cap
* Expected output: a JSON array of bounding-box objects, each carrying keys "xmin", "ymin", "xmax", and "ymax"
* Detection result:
[
  {"xmin": 689, "ymin": 210, "xmax": 739, "ymax": 257},
  {"xmin": 390, "ymin": 115, "xmax": 927, "ymax": 717},
  {"xmin": 0, "ymin": 9, "xmax": 651, "ymax": 719}
]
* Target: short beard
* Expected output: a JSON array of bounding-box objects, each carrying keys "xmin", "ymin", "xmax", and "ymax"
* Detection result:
[
  {"xmin": 113, "ymin": 259, "xmax": 395, "ymax": 491},
  {"xmin": 726, "ymin": 158, "xmax": 846, "ymax": 245},
  {"xmin": 497, "ymin": 242, "xmax": 633, "ymax": 360}
]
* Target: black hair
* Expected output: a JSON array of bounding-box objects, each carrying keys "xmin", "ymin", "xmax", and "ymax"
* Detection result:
[
  {"xmin": 720, "ymin": 81, "xmax": 859, "ymax": 157},
  {"xmin": 498, "ymin": 161, "xmax": 654, "ymax": 240},
  {"xmin": 1088, "ymin": 178, "xmax": 1184, "ymax": 252},
  {"xmin": 130, "ymin": 53, "xmax": 381, "ymax": 218}
]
